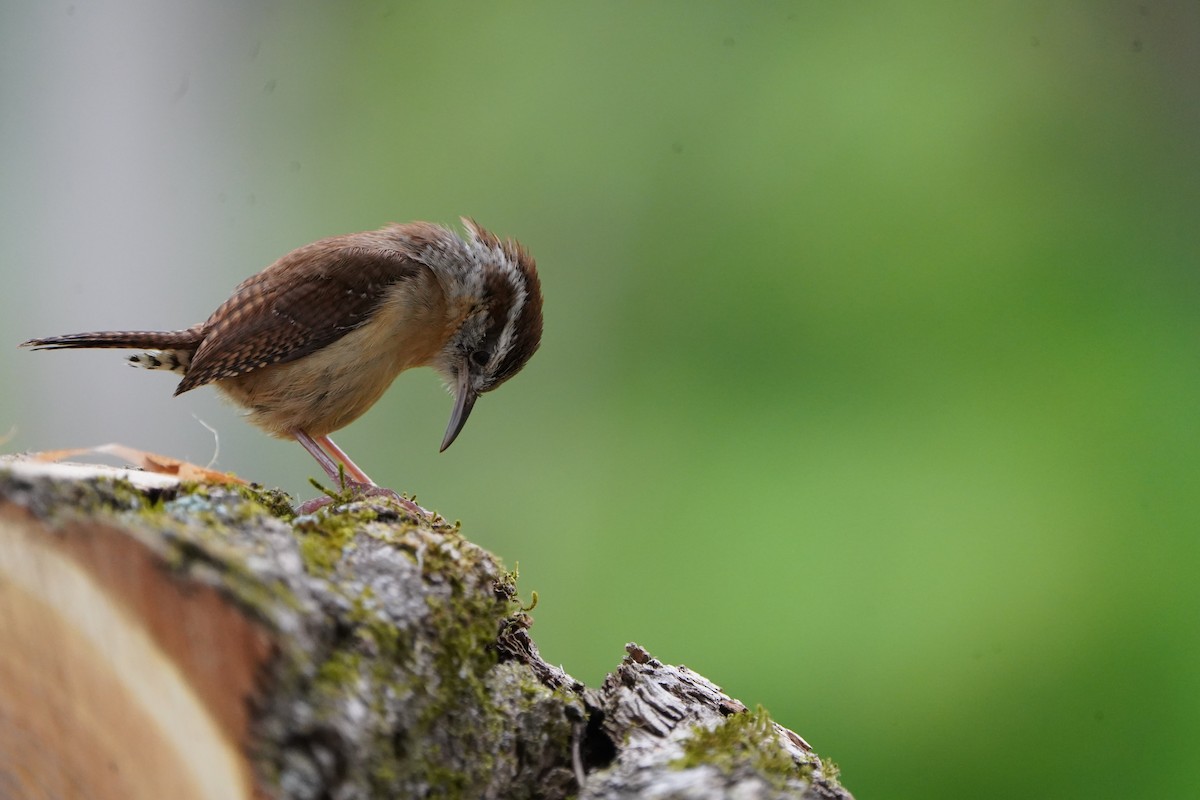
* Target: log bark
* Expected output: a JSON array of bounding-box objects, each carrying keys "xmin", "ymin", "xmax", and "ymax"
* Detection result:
[{"xmin": 0, "ymin": 456, "xmax": 853, "ymax": 799}]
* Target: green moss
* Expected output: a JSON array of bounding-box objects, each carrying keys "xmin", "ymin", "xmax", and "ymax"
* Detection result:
[
  {"xmin": 109, "ymin": 475, "xmax": 167, "ymax": 511},
  {"xmin": 425, "ymin": 592, "xmax": 501, "ymax": 710},
  {"xmin": 306, "ymin": 474, "xmax": 358, "ymax": 506},
  {"xmin": 163, "ymin": 482, "xmax": 271, "ymax": 532},
  {"xmin": 293, "ymin": 505, "xmax": 377, "ymax": 576},
  {"xmin": 341, "ymin": 591, "xmax": 419, "ymax": 794},
  {"xmin": 402, "ymin": 545, "xmax": 515, "ymax": 797},
  {"xmin": 348, "ymin": 589, "xmax": 409, "ymax": 671},
  {"xmin": 313, "ymin": 568, "xmax": 512, "ymax": 800},
  {"xmin": 314, "ymin": 649, "xmax": 363, "ymax": 698},
  {"xmin": 673, "ymin": 705, "xmax": 814, "ymax": 788},
  {"xmin": 233, "ymin": 483, "xmax": 296, "ymax": 521}
]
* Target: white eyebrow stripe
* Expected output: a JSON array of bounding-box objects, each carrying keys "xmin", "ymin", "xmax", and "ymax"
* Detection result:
[{"xmin": 461, "ymin": 227, "xmax": 528, "ymax": 365}]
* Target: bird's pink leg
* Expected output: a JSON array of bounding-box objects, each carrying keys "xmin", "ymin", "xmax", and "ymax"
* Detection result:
[
  {"xmin": 293, "ymin": 429, "xmax": 350, "ymax": 484},
  {"xmin": 292, "ymin": 429, "xmax": 425, "ymax": 516},
  {"xmin": 313, "ymin": 434, "xmax": 375, "ymax": 485}
]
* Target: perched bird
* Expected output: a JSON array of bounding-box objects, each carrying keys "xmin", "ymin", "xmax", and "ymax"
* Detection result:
[{"xmin": 21, "ymin": 218, "xmax": 543, "ymax": 511}]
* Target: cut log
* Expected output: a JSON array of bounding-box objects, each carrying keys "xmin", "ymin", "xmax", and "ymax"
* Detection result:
[{"xmin": 0, "ymin": 456, "xmax": 852, "ymax": 799}]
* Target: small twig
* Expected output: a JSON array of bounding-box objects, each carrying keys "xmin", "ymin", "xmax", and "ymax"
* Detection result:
[{"xmin": 192, "ymin": 414, "xmax": 221, "ymax": 469}]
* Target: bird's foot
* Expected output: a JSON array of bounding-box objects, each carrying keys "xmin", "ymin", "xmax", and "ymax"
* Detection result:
[{"xmin": 296, "ymin": 480, "xmax": 429, "ymax": 517}]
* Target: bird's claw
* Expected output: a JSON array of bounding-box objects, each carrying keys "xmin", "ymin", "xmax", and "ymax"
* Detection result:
[{"xmin": 296, "ymin": 480, "xmax": 429, "ymax": 517}]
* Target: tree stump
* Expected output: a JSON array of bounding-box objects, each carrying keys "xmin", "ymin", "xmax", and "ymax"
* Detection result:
[{"xmin": 0, "ymin": 456, "xmax": 853, "ymax": 799}]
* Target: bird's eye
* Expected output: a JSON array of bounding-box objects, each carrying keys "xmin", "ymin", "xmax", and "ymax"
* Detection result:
[{"xmin": 470, "ymin": 350, "xmax": 491, "ymax": 368}]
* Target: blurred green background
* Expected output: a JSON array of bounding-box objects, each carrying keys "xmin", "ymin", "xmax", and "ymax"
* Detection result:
[{"xmin": 2, "ymin": 2, "xmax": 1198, "ymax": 797}]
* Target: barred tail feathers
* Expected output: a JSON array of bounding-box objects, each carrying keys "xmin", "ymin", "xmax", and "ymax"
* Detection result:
[
  {"xmin": 128, "ymin": 349, "xmax": 193, "ymax": 373},
  {"xmin": 21, "ymin": 327, "xmax": 202, "ymax": 375},
  {"xmin": 20, "ymin": 328, "xmax": 202, "ymax": 351}
]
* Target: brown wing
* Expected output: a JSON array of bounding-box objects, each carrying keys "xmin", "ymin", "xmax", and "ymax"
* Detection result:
[{"xmin": 175, "ymin": 243, "xmax": 423, "ymax": 394}]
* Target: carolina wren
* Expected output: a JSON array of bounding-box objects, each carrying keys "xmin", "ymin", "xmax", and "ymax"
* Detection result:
[{"xmin": 21, "ymin": 219, "xmax": 543, "ymax": 509}]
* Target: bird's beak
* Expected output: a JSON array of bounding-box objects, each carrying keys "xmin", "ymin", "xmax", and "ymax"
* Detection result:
[{"xmin": 440, "ymin": 366, "xmax": 478, "ymax": 452}]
